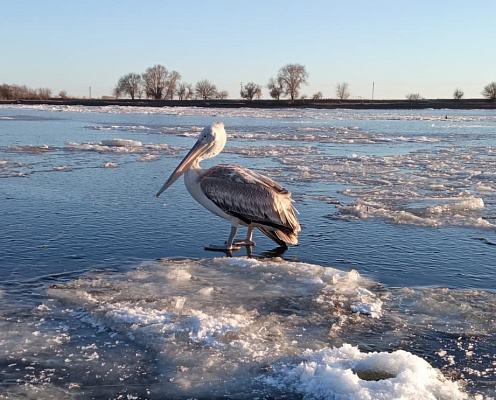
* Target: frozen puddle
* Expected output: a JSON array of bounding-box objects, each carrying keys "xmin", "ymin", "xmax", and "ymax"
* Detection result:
[{"xmin": 2, "ymin": 257, "xmax": 488, "ymax": 399}]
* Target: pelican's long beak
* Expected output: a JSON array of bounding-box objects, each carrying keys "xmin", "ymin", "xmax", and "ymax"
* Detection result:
[{"xmin": 156, "ymin": 139, "xmax": 210, "ymax": 197}]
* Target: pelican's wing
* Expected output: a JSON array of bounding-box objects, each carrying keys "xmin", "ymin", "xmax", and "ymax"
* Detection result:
[{"xmin": 200, "ymin": 165, "xmax": 300, "ymax": 244}]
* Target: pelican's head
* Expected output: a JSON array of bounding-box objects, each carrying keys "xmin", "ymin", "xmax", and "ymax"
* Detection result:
[
  {"xmin": 196, "ymin": 122, "xmax": 227, "ymax": 159},
  {"xmin": 156, "ymin": 122, "xmax": 227, "ymax": 197}
]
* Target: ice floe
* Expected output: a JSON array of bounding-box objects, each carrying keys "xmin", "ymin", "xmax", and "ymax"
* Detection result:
[
  {"xmin": 0, "ymin": 257, "xmax": 487, "ymax": 398},
  {"xmin": 65, "ymin": 139, "xmax": 173, "ymax": 154}
]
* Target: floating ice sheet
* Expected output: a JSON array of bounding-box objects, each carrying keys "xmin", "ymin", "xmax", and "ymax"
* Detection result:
[
  {"xmin": 0, "ymin": 138, "xmax": 182, "ymax": 177},
  {"xmin": 1, "ymin": 257, "xmax": 490, "ymax": 398},
  {"xmin": 65, "ymin": 139, "xmax": 173, "ymax": 154},
  {"xmin": 283, "ymin": 146, "xmax": 496, "ymax": 229}
]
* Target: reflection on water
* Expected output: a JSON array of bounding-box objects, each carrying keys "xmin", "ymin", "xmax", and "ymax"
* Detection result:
[{"xmin": 207, "ymin": 244, "xmax": 290, "ymax": 259}]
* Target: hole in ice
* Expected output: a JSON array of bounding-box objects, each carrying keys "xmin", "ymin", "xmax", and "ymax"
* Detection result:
[{"xmin": 353, "ymin": 368, "xmax": 397, "ymax": 381}]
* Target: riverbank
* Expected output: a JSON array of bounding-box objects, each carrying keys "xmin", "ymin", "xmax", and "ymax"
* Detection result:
[{"xmin": 1, "ymin": 98, "xmax": 495, "ymax": 110}]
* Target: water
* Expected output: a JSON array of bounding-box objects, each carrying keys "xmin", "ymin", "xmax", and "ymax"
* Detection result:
[{"xmin": 1, "ymin": 105, "xmax": 495, "ymax": 399}]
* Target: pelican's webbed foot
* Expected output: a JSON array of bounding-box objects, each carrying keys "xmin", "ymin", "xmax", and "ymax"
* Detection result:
[
  {"xmin": 205, "ymin": 244, "xmax": 241, "ymax": 252},
  {"xmin": 205, "ymin": 225, "xmax": 241, "ymax": 252},
  {"xmin": 233, "ymin": 239, "xmax": 256, "ymax": 246}
]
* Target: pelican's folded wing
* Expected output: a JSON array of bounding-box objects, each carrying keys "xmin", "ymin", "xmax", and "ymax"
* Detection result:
[{"xmin": 200, "ymin": 165, "xmax": 300, "ymax": 243}]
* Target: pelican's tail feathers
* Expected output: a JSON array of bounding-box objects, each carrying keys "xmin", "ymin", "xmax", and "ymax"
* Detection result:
[{"xmin": 257, "ymin": 226, "xmax": 298, "ymax": 247}]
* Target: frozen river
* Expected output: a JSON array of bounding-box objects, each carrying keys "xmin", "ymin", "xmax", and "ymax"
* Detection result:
[{"xmin": 1, "ymin": 104, "xmax": 495, "ymax": 399}]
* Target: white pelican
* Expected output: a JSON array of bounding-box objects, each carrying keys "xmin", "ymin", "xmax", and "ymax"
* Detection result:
[{"xmin": 156, "ymin": 122, "xmax": 301, "ymax": 250}]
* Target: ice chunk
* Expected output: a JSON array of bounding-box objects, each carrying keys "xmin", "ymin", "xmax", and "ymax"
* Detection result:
[
  {"xmin": 427, "ymin": 196, "xmax": 484, "ymax": 214},
  {"xmin": 101, "ymin": 139, "xmax": 142, "ymax": 147},
  {"xmin": 105, "ymin": 307, "xmax": 174, "ymax": 326},
  {"xmin": 137, "ymin": 153, "xmax": 159, "ymax": 162},
  {"xmin": 266, "ymin": 344, "xmax": 470, "ymax": 400},
  {"xmin": 351, "ymin": 288, "xmax": 383, "ymax": 318}
]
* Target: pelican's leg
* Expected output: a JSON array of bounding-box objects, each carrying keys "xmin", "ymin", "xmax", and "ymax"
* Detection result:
[
  {"xmin": 234, "ymin": 225, "xmax": 256, "ymax": 246},
  {"xmin": 226, "ymin": 225, "xmax": 238, "ymax": 248},
  {"xmin": 205, "ymin": 225, "xmax": 241, "ymax": 251}
]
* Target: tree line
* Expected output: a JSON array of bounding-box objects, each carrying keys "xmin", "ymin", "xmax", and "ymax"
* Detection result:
[
  {"xmin": 1, "ymin": 63, "xmax": 496, "ymax": 101},
  {"xmin": 406, "ymin": 84, "xmax": 496, "ymax": 101},
  {"xmin": 113, "ymin": 63, "xmax": 496, "ymax": 102},
  {"xmin": 0, "ymin": 84, "xmax": 53, "ymax": 101},
  {"xmin": 114, "ymin": 65, "xmax": 229, "ymax": 101},
  {"xmin": 112, "ymin": 63, "xmax": 313, "ymax": 102},
  {"xmin": 113, "ymin": 63, "xmax": 354, "ymax": 101}
]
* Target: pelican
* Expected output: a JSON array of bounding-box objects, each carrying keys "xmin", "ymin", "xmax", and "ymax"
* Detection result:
[{"xmin": 156, "ymin": 122, "xmax": 301, "ymax": 250}]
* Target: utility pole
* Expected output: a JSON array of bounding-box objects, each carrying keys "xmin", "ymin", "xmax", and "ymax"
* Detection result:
[{"xmin": 371, "ymin": 81, "xmax": 375, "ymax": 101}]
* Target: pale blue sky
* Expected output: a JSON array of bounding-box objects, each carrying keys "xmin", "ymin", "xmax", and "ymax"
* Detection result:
[{"xmin": 2, "ymin": 1, "xmax": 495, "ymax": 99}]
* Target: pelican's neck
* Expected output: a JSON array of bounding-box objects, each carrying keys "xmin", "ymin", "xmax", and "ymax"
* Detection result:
[
  {"xmin": 184, "ymin": 164, "xmax": 204, "ymax": 197},
  {"xmin": 190, "ymin": 157, "xmax": 203, "ymax": 171},
  {"xmin": 185, "ymin": 157, "xmax": 204, "ymax": 181}
]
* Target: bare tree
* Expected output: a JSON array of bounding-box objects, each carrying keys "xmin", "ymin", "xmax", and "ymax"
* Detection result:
[
  {"xmin": 482, "ymin": 82, "xmax": 496, "ymax": 100},
  {"xmin": 453, "ymin": 88, "xmax": 464, "ymax": 100},
  {"xmin": 1, "ymin": 84, "xmax": 21, "ymax": 99},
  {"xmin": 177, "ymin": 83, "xmax": 193, "ymax": 100},
  {"xmin": 267, "ymin": 77, "xmax": 284, "ymax": 100},
  {"xmin": 37, "ymin": 88, "xmax": 52, "ymax": 100},
  {"xmin": 142, "ymin": 64, "xmax": 169, "ymax": 99},
  {"xmin": 58, "ymin": 90, "xmax": 69, "ymax": 99},
  {"xmin": 277, "ymin": 63, "xmax": 309, "ymax": 101},
  {"xmin": 0, "ymin": 85, "xmax": 10, "ymax": 99},
  {"xmin": 195, "ymin": 79, "xmax": 217, "ymax": 100},
  {"xmin": 406, "ymin": 93, "xmax": 423, "ymax": 101},
  {"xmin": 117, "ymin": 73, "xmax": 142, "ymax": 100},
  {"xmin": 240, "ymin": 82, "xmax": 262, "ymax": 101},
  {"xmin": 312, "ymin": 92, "xmax": 323, "ymax": 100},
  {"xmin": 112, "ymin": 85, "xmax": 122, "ymax": 99},
  {"xmin": 0, "ymin": 84, "xmax": 10, "ymax": 99},
  {"xmin": 17, "ymin": 85, "xmax": 32, "ymax": 99},
  {"xmin": 215, "ymin": 90, "xmax": 229, "ymax": 99},
  {"xmin": 0, "ymin": 84, "xmax": 51, "ymax": 100},
  {"xmin": 164, "ymin": 70, "xmax": 181, "ymax": 100},
  {"xmin": 336, "ymin": 83, "xmax": 350, "ymax": 100}
]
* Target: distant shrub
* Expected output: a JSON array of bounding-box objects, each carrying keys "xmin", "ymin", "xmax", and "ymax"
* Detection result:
[
  {"xmin": 240, "ymin": 82, "xmax": 262, "ymax": 101},
  {"xmin": 406, "ymin": 93, "xmax": 423, "ymax": 101},
  {"xmin": 312, "ymin": 92, "xmax": 323, "ymax": 100},
  {"xmin": 482, "ymin": 82, "xmax": 496, "ymax": 100},
  {"xmin": 453, "ymin": 88, "xmax": 464, "ymax": 100}
]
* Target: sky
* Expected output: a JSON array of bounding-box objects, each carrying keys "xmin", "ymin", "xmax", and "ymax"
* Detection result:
[{"xmin": 1, "ymin": 0, "xmax": 495, "ymax": 100}]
